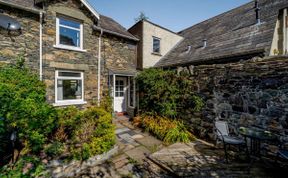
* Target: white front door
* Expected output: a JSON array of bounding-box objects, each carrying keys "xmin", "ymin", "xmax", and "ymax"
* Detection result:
[{"xmin": 114, "ymin": 77, "xmax": 127, "ymax": 112}]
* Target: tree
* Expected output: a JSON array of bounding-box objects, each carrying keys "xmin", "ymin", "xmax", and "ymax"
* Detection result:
[{"xmin": 134, "ymin": 11, "xmax": 149, "ymax": 23}]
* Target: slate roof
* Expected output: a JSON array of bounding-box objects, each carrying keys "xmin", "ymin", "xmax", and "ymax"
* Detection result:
[
  {"xmin": 0, "ymin": 0, "xmax": 42, "ymax": 12},
  {"xmin": 0, "ymin": 0, "xmax": 137, "ymax": 41},
  {"xmin": 98, "ymin": 15, "xmax": 138, "ymax": 41},
  {"xmin": 156, "ymin": 0, "xmax": 288, "ymax": 67}
]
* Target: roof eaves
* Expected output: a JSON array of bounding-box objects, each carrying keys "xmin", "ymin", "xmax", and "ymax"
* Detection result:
[
  {"xmin": 0, "ymin": 0, "xmax": 44, "ymax": 14},
  {"xmin": 157, "ymin": 49, "xmax": 266, "ymax": 68},
  {"xmin": 80, "ymin": 0, "xmax": 100, "ymax": 19},
  {"xmin": 93, "ymin": 25, "xmax": 139, "ymax": 41},
  {"xmin": 143, "ymin": 19, "xmax": 181, "ymax": 36}
]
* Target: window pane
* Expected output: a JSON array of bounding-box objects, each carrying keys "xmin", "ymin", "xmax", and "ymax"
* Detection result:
[
  {"xmin": 153, "ymin": 38, "xmax": 160, "ymax": 53},
  {"xmin": 57, "ymin": 79, "xmax": 82, "ymax": 100},
  {"xmin": 119, "ymin": 92, "xmax": 124, "ymax": 97},
  {"xmin": 60, "ymin": 26, "xmax": 80, "ymax": 47},
  {"xmin": 60, "ymin": 18, "xmax": 80, "ymax": 29},
  {"xmin": 59, "ymin": 72, "xmax": 81, "ymax": 77}
]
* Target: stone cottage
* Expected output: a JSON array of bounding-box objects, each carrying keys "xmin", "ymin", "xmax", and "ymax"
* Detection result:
[{"xmin": 0, "ymin": 0, "xmax": 138, "ymax": 116}]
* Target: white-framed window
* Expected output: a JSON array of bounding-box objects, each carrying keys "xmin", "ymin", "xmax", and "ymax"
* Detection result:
[
  {"xmin": 152, "ymin": 37, "xmax": 161, "ymax": 54},
  {"xmin": 55, "ymin": 16, "xmax": 84, "ymax": 51},
  {"xmin": 128, "ymin": 77, "xmax": 135, "ymax": 108},
  {"xmin": 55, "ymin": 70, "xmax": 85, "ymax": 106}
]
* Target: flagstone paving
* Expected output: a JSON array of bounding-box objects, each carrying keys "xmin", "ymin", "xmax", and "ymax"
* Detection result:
[{"xmin": 111, "ymin": 116, "xmax": 288, "ymax": 178}]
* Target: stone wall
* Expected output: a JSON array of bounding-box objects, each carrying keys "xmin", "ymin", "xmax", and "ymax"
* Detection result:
[
  {"xmin": 0, "ymin": 0, "xmax": 137, "ymax": 109},
  {"xmin": 180, "ymin": 56, "xmax": 288, "ymax": 140},
  {"xmin": 0, "ymin": 6, "xmax": 40, "ymax": 71},
  {"xmin": 43, "ymin": 0, "xmax": 99, "ymax": 105}
]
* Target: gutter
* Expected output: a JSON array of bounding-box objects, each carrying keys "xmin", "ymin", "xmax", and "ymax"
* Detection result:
[
  {"xmin": 93, "ymin": 25, "xmax": 139, "ymax": 41},
  {"xmin": 0, "ymin": 1, "xmax": 44, "ymax": 14},
  {"xmin": 97, "ymin": 28, "xmax": 103, "ymax": 106},
  {"xmin": 39, "ymin": 12, "xmax": 43, "ymax": 81}
]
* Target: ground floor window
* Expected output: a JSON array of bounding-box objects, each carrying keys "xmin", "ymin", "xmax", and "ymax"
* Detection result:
[{"xmin": 55, "ymin": 70, "xmax": 84, "ymax": 103}]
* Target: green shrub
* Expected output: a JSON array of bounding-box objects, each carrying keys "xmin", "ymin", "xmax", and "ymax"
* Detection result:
[
  {"xmin": 0, "ymin": 156, "xmax": 48, "ymax": 178},
  {"xmin": 45, "ymin": 141, "xmax": 65, "ymax": 157},
  {"xmin": 55, "ymin": 106, "xmax": 79, "ymax": 141},
  {"xmin": 71, "ymin": 107, "xmax": 116, "ymax": 160},
  {"xmin": 137, "ymin": 116, "xmax": 195, "ymax": 144},
  {"xmin": 136, "ymin": 68, "xmax": 204, "ymax": 118},
  {"xmin": 0, "ymin": 64, "xmax": 56, "ymax": 154}
]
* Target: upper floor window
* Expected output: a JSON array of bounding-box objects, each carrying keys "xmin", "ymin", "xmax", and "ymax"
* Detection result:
[
  {"xmin": 56, "ymin": 16, "xmax": 83, "ymax": 50},
  {"xmin": 152, "ymin": 37, "xmax": 161, "ymax": 54}
]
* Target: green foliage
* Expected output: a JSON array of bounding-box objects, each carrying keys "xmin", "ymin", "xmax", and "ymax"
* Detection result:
[
  {"xmin": 134, "ymin": 11, "xmax": 149, "ymax": 23},
  {"xmin": 164, "ymin": 121, "xmax": 194, "ymax": 143},
  {"xmin": 69, "ymin": 107, "xmax": 116, "ymax": 160},
  {"xmin": 55, "ymin": 106, "xmax": 79, "ymax": 141},
  {"xmin": 100, "ymin": 93, "xmax": 113, "ymax": 114},
  {"xmin": 0, "ymin": 64, "xmax": 56, "ymax": 153},
  {"xmin": 136, "ymin": 68, "xmax": 204, "ymax": 118},
  {"xmin": 137, "ymin": 116, "xmax": 195, "ymax": 144},
  {"xmin": 45, "ymin": 141, "xmax": 65, "ymax": 158},
  {"xmin": 0, "ymin": 156, "xmax": 48, "ymax": 178}
]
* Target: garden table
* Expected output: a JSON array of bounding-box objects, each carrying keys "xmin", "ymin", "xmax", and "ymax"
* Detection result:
[
  {"xmin": 239, "ymin": 127, "xmax": 280, "ymax": 172},
  {"xmin": 239, "ymin": 127, "xmax": 279, "ymax": 156}
]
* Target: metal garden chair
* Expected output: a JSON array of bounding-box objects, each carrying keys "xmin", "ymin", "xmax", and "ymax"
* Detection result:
[{"xmin": 215, "ymin": 120, "xmax": 247, "ymax": 163}]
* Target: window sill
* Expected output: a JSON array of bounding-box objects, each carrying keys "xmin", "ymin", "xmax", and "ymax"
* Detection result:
[
  {"xmin": 53, "ymin": 45, "xmax": 87, "ymax": 52},
  {"xmin": 53, "ymin": 101, "xmax": 87, "ymax": 107},
  {"xmin": 151, "ymin": 52, "xmax": 162, "ymax": 56}
]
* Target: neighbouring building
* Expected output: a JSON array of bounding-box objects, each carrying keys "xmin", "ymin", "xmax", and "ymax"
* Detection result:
[
  {"xmin": 155, "ymin": 0, "xmax": 288, "ymax": 69},
  {"xmin": 128, "ymin": 19, "xmax": 183, "ymax": 70},
  {"xmin": 0, "ymin": 0, "xmax": 138, "ymax": 116}
]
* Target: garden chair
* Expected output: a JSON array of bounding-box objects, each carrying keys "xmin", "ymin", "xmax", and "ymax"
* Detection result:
[
  {"xmin": 215, "ymin": 121, "xmax": 246, "ymax": 163},
  {"xmin": 277, "ymin": 140, "xmax": 288, "ymax": 162}
]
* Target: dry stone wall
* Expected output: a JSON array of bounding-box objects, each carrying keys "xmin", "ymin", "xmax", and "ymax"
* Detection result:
[{"xmin": 180, "ymin": 57, "xmax": 288, "ymax": 141}]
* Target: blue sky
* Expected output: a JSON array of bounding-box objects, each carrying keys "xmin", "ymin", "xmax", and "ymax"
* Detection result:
[{"xmin": 88, "ymin": 0, "xmax": 251, "ymax": 32}]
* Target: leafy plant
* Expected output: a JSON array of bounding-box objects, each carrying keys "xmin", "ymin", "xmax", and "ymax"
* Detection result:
[
  {"xmin": 136, "ymin": 116, "xmax": 195, "ymax": 144},
  {"xmin": 0, "ymin": 64, "xmax": 57, "ymax": 154},
  {"xmin": 70, "ymin": 107, "xmax": 116, "ymax": 160},
  {"xmin": 45, "ymin": 141, "xmax": 65, "ymax": 158},
  {"xmin": 0, "ymin": 156, "xmax": 48, "ymax": 178},
  {"xmin": 136, "ymin": 68, "xmax": 204, "ymax": 118}
]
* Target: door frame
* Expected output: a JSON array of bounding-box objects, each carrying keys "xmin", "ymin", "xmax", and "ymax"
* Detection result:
[
  {"xmin": 111, "ymin": 74, "xmax": 136, "ymax": 113},
  {"xmin": 113, "ymin": 76, "xmax": 127, "ymax": 112}
]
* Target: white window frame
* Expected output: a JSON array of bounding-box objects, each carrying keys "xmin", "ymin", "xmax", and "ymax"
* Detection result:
[
  {"xmin": 152, "ymin": 36, "xmax": 161, "ymax": 54},
  {"xmin": 54, "ymin": 70, "xmax": 86, "ymax": 106},
  {"xmin": 128, "ymin": 77, "xmax": 136, "ymax": 108},
  {"xmin": 54, "ymin": 16, "xmax": 85, "ymax": 52}
]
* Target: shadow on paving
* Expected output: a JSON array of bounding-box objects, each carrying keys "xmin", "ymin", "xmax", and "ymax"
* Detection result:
[{"xmin": 147, "ymin": 140, "xmax": 288, "ymax": 178}]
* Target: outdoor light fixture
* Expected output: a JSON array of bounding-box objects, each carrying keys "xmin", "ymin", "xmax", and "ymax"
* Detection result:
[{"xmin": 0, "ymin": 13, "xmax": 22, "ymax": 34}]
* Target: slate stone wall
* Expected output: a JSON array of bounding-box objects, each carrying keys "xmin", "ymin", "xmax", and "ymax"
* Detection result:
[
  {"xmin": 180, "ymin": 56, "xmax": 288, "ymax": 141},
  {"xmin": 0, "ymin": 6, "xmax": 40, "ymax": 71},
  {"xmin": 0, "ymin": 0, "xmax": 137, "ymax": 108}
]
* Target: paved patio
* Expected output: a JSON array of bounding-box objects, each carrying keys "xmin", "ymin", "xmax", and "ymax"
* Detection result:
[{"xmin": 111, "ymin": 116, "xmax": 288, "ymax": 178}]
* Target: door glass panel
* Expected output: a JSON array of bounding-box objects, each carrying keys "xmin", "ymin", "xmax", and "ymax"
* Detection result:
[{"xmin": 115, "ymin": 79, "xmax": 125, "ymax": 97}]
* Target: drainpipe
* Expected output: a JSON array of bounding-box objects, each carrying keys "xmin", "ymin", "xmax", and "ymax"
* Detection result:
[
  {"xmin": 39, "ymin": 12, "xmax": 43, "ymax": 81},
  {"xmin": 284, "ymin": 8, "xmax": 288, "ymax": 55},
  {"xmin": 97, "ymin": 28, "xmax": 103, "ymax": 106}
]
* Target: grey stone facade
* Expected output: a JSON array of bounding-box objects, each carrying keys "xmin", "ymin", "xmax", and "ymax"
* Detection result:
[
  {"xmin": 0, "ymin": 0, "xmax": 137, "ymax": 110},
  {"xmin": 0, "ymin": 6, "xmax": 40, "ymax": 71},
  {"xmin": 178, "ymin": 56, "xmax": 288, "ymax": 141}
]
